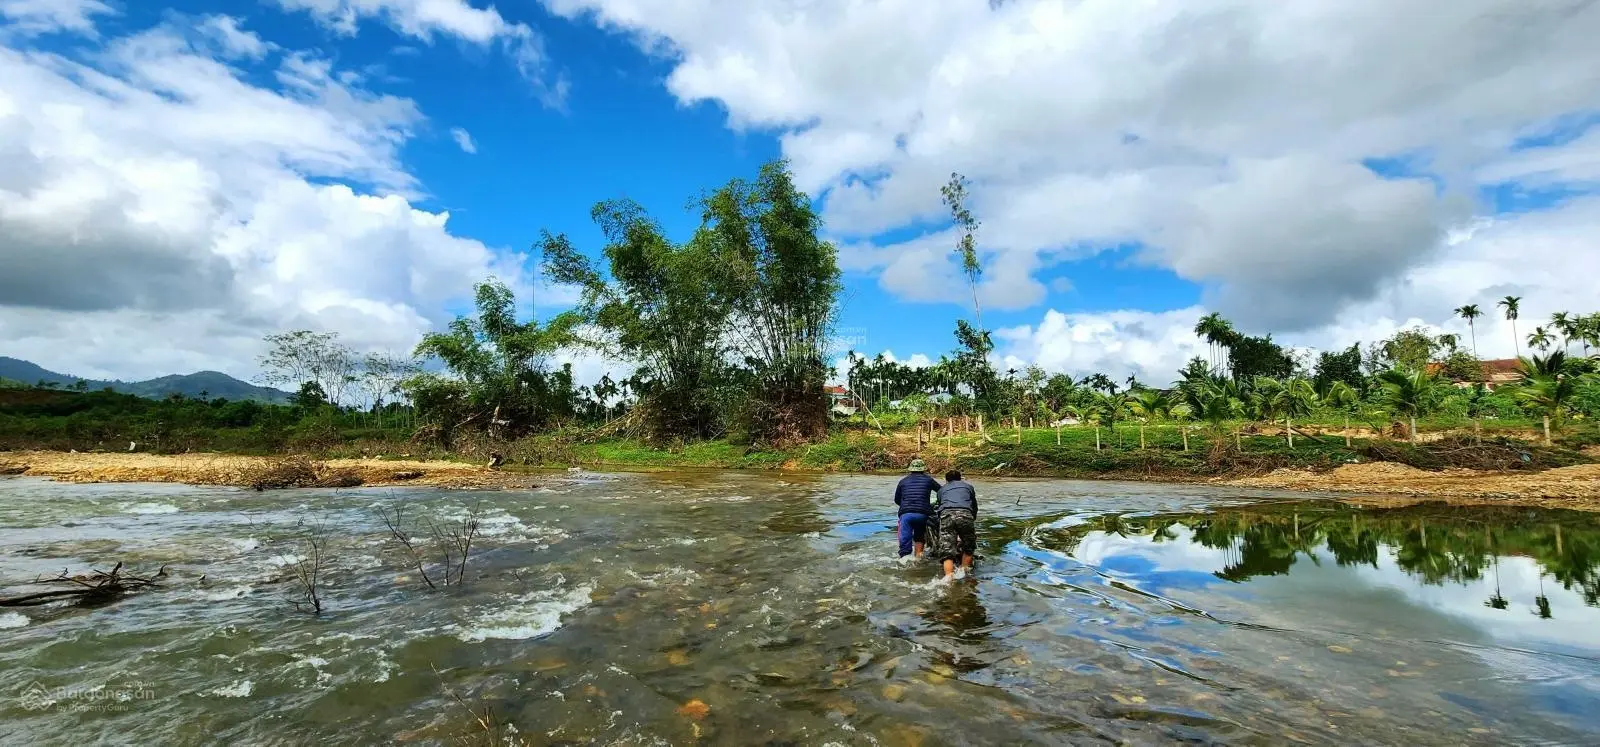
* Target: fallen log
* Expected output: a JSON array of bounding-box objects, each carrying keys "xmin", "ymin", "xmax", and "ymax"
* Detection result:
[{"xmin": 0, "ymin": 562, "xmax": 165, "ymax": 608}]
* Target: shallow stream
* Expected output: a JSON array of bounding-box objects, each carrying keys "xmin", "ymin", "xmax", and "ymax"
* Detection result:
[{"xmin": 1, "ymin": 472, "xmax": 1597, "ymax": 745}]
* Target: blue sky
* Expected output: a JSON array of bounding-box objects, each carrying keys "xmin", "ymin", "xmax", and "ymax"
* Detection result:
[{"xmin": 1, "ymin": 1, "xmax": 1597, "ymax": 382}]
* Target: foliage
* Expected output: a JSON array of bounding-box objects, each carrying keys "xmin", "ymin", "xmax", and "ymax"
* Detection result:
[
  {"xmin": 1228, "ymin": 334, "xmax": 1295, "ymax": 381},
  {"xmin": 408, "ymin": 279, "xmax": 582, "ymax": 443},
  {"xmin": 543, "ymin": 160, "xmax": 839, "ymax": 443},
  {"xmin": 1312, "ymin": 344, "xmax": 1363, "ymax": 394},
  {"xmin": 699, "ymin": 160, "xmax": 842, "ymax": 443},
  {"xmin": 1372, "ymin": 327, "xmax": 1443, "ymax": 373}
]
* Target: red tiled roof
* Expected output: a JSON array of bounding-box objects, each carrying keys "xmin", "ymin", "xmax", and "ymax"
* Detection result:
[
  {"xmin": 824, "ymin": 385, "xmax": 850, "ymax": 395},
  {"xmin": 1426, "ymin": 358, "xmax": 1522, "ymax": 380}
]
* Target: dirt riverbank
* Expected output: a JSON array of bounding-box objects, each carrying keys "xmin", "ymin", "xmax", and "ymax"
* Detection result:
[
  {"xmin": 4, "ymin": 450, "xmax": 1599, "ymax": 510},
  {"xmin": 1223, "ymin": 461, "xmax": 1600, "ymax": 511},
  {"xmin": 0, "ymin": 451, "xmax": 543, "ymax": 490}
]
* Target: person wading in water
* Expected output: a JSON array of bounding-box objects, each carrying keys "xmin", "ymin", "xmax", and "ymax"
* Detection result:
[
  {"xmin": 933, "ymin": 469, "xmax": 978, "ymax": 580},
  {"xmin": 893, "ymin": 458, "xmax": 940, "ymax": 559}
]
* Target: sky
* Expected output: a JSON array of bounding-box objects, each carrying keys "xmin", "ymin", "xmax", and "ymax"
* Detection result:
[{"xmin": 1, "ymin": 0, "xmax": 1598, "ymax": 388}]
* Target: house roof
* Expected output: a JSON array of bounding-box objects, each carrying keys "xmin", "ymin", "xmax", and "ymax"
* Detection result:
[
  {"xmin": 1425, "ymin": 358, "xmax": 1522, "ymax": 380},
  {"xmin": 823, "ymin": 385, "xmax": 850, "ymax": 395}
]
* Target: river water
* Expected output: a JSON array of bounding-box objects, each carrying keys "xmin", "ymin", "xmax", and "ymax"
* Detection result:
[{"xmin": 1, "ymin": 472, "xmax": 1597, "ymax": 746}]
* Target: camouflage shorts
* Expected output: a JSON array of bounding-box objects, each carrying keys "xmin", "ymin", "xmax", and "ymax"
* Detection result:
[{"xmin": 935, "ymin": 509, "xmax": 976, "ymax": 561}]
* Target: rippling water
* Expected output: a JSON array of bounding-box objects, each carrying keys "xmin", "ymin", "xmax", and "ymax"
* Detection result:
[{"xmin": 2, "ymin": 472, "xmax": 1598, "ymax": 745}]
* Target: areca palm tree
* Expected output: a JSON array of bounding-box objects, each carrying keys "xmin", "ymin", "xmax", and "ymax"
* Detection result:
[
  {"xmin": 1455, "ymin": 304, "xmax": 1483, "ymax": 360},
  {"xmin": 1551, "ymin": 312, "xmax": 1578, "ymax": 355},
  {"xmin": 1376, "ymin": 367, "xmax": 1442, "ymax": 444},
  {"xmin": 1528, "ymin": 326, "xmax": 1555, "ymax": 352},
  {"xmin": 1499, "ymin": 296, "xmax": 1522, "ymax": 358}
]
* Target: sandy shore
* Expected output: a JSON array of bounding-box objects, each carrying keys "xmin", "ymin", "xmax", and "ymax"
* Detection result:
[
  {"xmin": 1224, "ymin": 461, "xmax": 1600, "ymax": 511},
  {"xmin": 4, "ymin": 450, "xmax": 1599, "ymax": 510},
  {"xmin": 0, "ymin": 451, "xmax": 542, "ymax": 490}
]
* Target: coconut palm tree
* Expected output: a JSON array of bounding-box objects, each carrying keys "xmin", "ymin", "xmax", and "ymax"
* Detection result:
[
  {"xmin": 1455, "ymin": 304, "xmax": 1483, "ymax": 360},
  {"xmin": 1514, "ymin": 351, "xmax": 1579, "ymax": 446},
  {"xmin": 1499, "ymin": 296, "xmax": 1522, "ymax": 357},
  {"xmin": 1325, "ymin": 380, "xmax": 1361, "ymax": 447},
  {"xmin": 1251, "ymin": 377, "xmax": 1318, "ymax": 448},
  {"xmin": 1130, "ymin": 388, "xmax": 1177, "ymax": 450},
  {"xmin": 1376, "ymin": 366, "xmax": 1442, "ymax": 444},
  {"xmin": 1528, "ymin": 326, "xmax": 1555, "ymax": 352}
]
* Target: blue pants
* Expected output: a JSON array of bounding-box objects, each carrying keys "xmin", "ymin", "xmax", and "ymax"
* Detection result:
[{"xmin": 898, "ymin": 513, "xmax": 928, "ymax": 557}]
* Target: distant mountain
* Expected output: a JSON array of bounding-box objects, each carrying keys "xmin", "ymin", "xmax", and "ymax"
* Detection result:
[{"xmin": 0, "ymin": 357, "xmax": 292, "ymax": 404}]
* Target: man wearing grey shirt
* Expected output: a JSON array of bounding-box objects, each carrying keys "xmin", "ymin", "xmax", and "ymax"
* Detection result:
[{"xmin": 933, "ymin": 469, "xmax": 978, "ymax": 580}]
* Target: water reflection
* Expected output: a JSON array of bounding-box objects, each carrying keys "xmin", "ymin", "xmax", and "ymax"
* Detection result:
[{"xmin": 1036, "ymin": 503, "xmax": 1600, "ymax": 614}]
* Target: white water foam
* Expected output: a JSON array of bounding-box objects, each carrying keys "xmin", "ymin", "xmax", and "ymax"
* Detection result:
[
  {"xmin": 208, "ymin": 680, "xmax": 253, "ymax": 698},
  {"xmin": 0, "ymin": 612, "xmax": 29, "ymax": 629},
  {"xmin": 224, "ymin": 537, "xmax": 261, "ymax": 554},
  {"xmin": 455, "ymin": 584, "xmax": 594, "ymax": 642},
  {"xmin": 198, "ymin": 585, "xmax": 253, "ymax": 601},
  {"xmin": 121, "ymin": 502, "xmax": 180, "ymax": 515}
]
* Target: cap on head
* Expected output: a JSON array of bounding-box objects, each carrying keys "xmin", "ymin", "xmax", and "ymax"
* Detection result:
[{"xmin": 907, "ymin": 458, "xmax": 927, "ymax": 472}]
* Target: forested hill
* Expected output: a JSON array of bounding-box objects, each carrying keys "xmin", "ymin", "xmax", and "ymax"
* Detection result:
[{"xmin": 0, "ymin": 357, "xmax": 291, "ymax": 404}]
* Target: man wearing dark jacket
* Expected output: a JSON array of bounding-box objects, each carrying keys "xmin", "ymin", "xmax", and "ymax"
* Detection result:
[
  {"xmin": 893, "ymin": 458, "xmax": 940, "ymax": 558},
  {"xmin": 934, "ymin": 469, "xmax": 978, "ymax": 579}
]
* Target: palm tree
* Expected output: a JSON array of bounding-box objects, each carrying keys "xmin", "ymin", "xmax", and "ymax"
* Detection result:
[
  {"xmin": 1184, "ymin": 378, "xmax": 1245, "ymax": 453},
  {"xmin": 1130, "ymin": 388, "xmax": 1177, "ymax": 450},
  {"xmin": 1195, "ymin": 313, "xmax": 1224, "ymax": 371},
  {"xmin": 1550, "ymin": 311, "xmax": 1578, "ymax": 355},
  {"xmin": 1376, "ymin": 367, "xmax": 1441, "ymax": 444},
  {"xmin": 1514, "ymin": 351, "xmax": 1579, "ymax": 446},
  {"xmin": 1325, "ymin": 380, "xmax": 1361, "ymax": 447},
  {"xmin": 1528, "ymin": 326, "xmax": 1555, "ymax": 352},
  {"xmin": 1499, "ymin": 296, "xmax": 1522, "ymax": 358},
  {"xmin": 1455, "ymin": 304, "xmax": 1483, "ymax": 360},
  {"xmin": 1251, "ymin": 377, "xmax": 1317, "ymax": 448},
  {"xmin": 1094, "ymin": 391, "xmax": 1130, "ymax": 446}
]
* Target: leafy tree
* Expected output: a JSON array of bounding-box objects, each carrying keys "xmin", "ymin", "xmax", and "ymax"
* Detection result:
[
  {"xmin": 1376, "ymin": 366, "xmax": 1442, "ymax": 444},
  {"xmin": 699, "ymin": 160, "xmax": 842, "ymax": 442},
  {"xmin": 542, "ymin": 199, "xmax": 736, "ymax": 440},
  {"xmin": 1228, "ymin": 334, "xmax": 1294, "ymax": 381},
  {"xmin": 1375, "ymin": 327, "xmax": 1442, "ymax": 372},
  {"xmin": 940, "ymin": 172, "xmax": 984, "ymax": 330},
  {"xmin": 1437, "ymin": 349, "xmax": 1484, "ymax": 382},
  {"xmin": 291, "ymin": 381, "xmax": 329, "ymax": 411},
  {"xmin": 258, "ymin": 330, "xmax": 358, "ymax": 407},
  {"xmin": 1312, "ymin": 344, "xmax": 1363, "ymax": 394},
  {"xmin": 408, "ymin": 279, "xmax": 581, "ymax": 442}
]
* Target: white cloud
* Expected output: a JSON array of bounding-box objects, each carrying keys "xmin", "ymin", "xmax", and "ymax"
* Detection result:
[
  {"xmin": 984, "ymin": 193, "xmax": 1600, "ymax": 381},
  {"xmin": 0, "ymin": 0, "xmax": 111, "ymax": 37},
  {"xmin": 198, "ymin": 15, "xmax": 274, "ymax": 60},
  {"xmin": 449, "ymin": 126, "xmax": 477, "ymax": 154},
  {"xmin": 549, "ymin": 0, "xmax": 1600, "ymax": 331},
  {"xmin": 0, "ymin": 18, "xmax": 529, "ymax": 381},
  {"xmin": 276, "ymin": 0, "xmax": 567, "ymax": 106}
]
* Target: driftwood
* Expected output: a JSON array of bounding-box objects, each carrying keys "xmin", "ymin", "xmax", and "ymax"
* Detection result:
[{"xmin": 0, "ymin": 562, "xmax": 164, "ymax": 607}]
